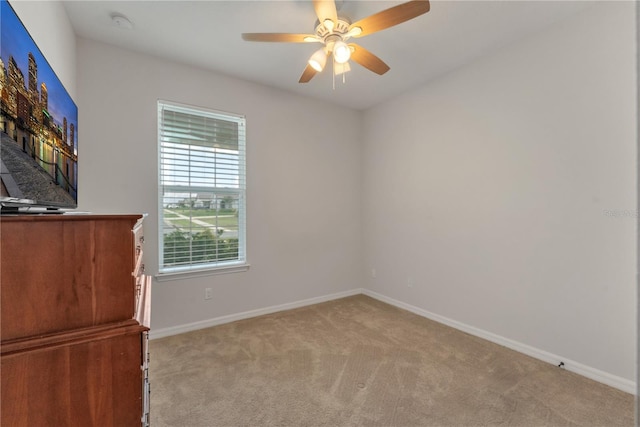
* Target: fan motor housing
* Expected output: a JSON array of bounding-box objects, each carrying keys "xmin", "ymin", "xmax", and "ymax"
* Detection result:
[{"xmin": 314, "ymin": 18, "xmax": 351, "ymax": 40}]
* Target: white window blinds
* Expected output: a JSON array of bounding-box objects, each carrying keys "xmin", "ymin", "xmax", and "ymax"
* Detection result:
[{"xmin": 158, "ymin": 101, "xmax": 246, "ymax": 274}]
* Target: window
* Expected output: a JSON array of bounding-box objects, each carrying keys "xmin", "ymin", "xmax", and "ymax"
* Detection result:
[{"xmin": 158, "ymin": 101, "xmax": 246, "ymax": 277}]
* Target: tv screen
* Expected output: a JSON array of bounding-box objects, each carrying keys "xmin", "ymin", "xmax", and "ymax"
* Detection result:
[{"xmin": 0, "ymin": 0, "xmax": 78, "ymax": 211}]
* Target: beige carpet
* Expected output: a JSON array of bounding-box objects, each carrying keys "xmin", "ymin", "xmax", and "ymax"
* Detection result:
[{"xmin": 149, "ymin": 295, "xmax": 634, "ymax": 426}]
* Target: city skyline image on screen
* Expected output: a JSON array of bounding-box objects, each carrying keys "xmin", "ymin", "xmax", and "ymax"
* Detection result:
[{"xmin": 0, "ymin": 0, "xmax": 78, "ymax": 210}]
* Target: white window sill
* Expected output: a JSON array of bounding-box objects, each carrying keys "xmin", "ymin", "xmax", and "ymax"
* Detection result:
[{"xmin": 155, "ymin": 263, "xmax": 250, "ymax": 282}]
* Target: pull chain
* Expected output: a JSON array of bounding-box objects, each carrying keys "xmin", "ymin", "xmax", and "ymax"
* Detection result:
[{"xmin": 332, "ymin": 57, "xmax": 336, "ymax": 90}]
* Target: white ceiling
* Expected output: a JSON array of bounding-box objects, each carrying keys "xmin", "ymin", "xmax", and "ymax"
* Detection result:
[{"xmin": 63, "ymin": 0, "xmax": 594, "ymax": 110}]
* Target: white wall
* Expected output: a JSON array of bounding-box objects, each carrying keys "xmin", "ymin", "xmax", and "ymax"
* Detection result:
[
  {"xmin": 76, "ymin": 38, "xmax": 363, "ymax": 331},
  {"xmin": 362, "ymin": 1, "xmax": 636, "ymax": 386},
  {"xmin": 10, "ymin": 0, "xmax": 77, "ymax": 99}
]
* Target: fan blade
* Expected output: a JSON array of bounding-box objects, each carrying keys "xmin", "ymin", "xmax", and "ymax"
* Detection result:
[
  {"xmin": 313, "ymin": 0, "xmax": 338, "ymax": 26},
  {"xmin": 299, "ymin": 64, "xmax": 318, "ymax": 83},
  {"xmin": 242, "ymin": 33, "xmax": 320, "ymax": 43},
  {"xmin": 348, "ymin": 0, "xmax": 430, "ymax": 38},
  {"xmin": 349, "ymin": 44, "xmax": 390, "ymax": 75}
]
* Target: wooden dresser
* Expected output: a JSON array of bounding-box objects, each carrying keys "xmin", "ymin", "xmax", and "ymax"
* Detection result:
[{"xmin": 0, "ymin": 214, "xmax": 151, "ymax": 426}]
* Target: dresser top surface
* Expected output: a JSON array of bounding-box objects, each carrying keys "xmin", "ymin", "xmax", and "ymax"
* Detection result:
[{"xmin": 0, "ymin": 213, "xmax": 144, "ymax": 223}]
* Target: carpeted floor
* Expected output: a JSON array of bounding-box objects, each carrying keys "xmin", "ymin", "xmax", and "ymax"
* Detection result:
[{"xmin": 149, "ymin": 295, "xmax": 634, "ymax": 426}]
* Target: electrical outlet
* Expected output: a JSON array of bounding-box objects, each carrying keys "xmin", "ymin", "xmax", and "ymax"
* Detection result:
[
  {"xmin": 205, "ymin": 287, "xmax": 213, "ymax": 300},
  {"xmin": 371, "ymin": 268, "xmax": 377, "ymax": 278},
  {"xmin": 407, "ymin": 277, "xmax": 413, "ymax": 288}
]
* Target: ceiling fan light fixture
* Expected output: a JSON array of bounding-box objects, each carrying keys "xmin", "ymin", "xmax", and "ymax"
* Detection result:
[
  {"xmin": 241, "ymin": 0, "xmax": 431, "ymax": 85},
  {"xmin": 308, "ymin": 48, "xmax": 327, "ymax": 72},
  {"xmin": 323, "ymin": 18, "xmax": 335, "ymax": 32},
  {"xmin": 333, "ymin": 40, "xmax": 351, "ymax": 64}
]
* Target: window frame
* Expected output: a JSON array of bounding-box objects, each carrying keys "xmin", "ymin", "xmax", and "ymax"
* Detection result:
[{"xmin": 156, "ymin": 100, "xmax": 248, "ymax": 280}]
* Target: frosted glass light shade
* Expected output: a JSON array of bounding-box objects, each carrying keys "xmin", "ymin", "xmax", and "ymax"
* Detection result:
[
  {"xmin": 309, "ymin": 49, "xmax": 327, "ymax": 72},
  {"xmin": 333, "ymin": 41, "xmax": 351, "ymax": 64}
]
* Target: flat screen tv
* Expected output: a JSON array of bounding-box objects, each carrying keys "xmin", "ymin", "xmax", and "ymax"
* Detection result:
[{"xmin": 0, "ymin": 0, "xmax": 78, "ymax": 212}]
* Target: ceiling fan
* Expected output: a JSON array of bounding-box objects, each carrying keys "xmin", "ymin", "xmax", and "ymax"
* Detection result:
[{"xmin": 241, "ymin": 0, "xmax": 431, "ymax": 84}]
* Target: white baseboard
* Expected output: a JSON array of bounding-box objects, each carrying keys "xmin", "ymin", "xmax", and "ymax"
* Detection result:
[
  {"xmin": 362, "ymin": 289, "xmax": 636, "ymax": 395},
  {"xmin": 149, "ymin": 288, "xmax": 363, "ymax": 340}
]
